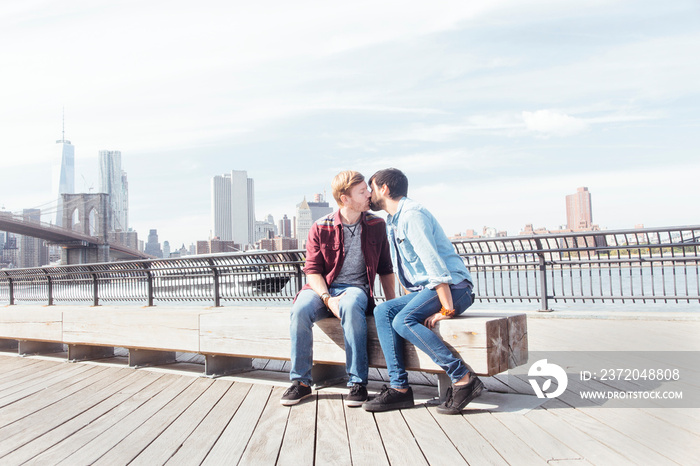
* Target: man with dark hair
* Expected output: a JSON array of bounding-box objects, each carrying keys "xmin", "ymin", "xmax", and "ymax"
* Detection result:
[
  {"xmin": 364, "ymin": 168, "xmax": 481, "ymax": 414},
  {"xmin": 367, "ymin": 167, "xmax": 409, "ymax": 200},
  {"xmin": 282, "ymin": 170, "xmax": 395, "ymax": 407}
]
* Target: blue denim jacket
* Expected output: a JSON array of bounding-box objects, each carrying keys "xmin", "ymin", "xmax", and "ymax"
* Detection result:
[{"xmin": 387, "ymin": 197, "xmax": 472, "ymax": 290}]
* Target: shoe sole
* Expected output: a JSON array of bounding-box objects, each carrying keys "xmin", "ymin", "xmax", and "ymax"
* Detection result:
[
  {"xmin": 280, "ymin": 392, "xmax": 313, "ymax": 406},
  {"xmin": 436, "ymin": 379, "xmax": 484, "ymax": 415},
  {"xmin": 344, "ymin": 398, "xmax": 368, "ymax": 407},
  {"xmin": 362, "ymin": 400, "xmax": 414, "ymax": 412}
]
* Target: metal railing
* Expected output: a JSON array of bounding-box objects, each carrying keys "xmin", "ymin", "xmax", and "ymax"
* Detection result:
[
  {"xmin": 1, "ymin": 226, "xmax": 698, "ymax": 309},
  {"xmin": 453, "ymin": 225, "xmax": 700, "ymax": 309},
  {"xmin": 0, "ymin": 250, "xmax": 305, "ymax": 306}
]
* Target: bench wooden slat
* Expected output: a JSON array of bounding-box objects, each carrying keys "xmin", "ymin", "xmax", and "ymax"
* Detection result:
[
  {"xmin": 0, "ymin": 306, "xmax": 63, "ymax": 342},
  {"xmin": 62, "ymin": 307, "xmax": 203, "ymax": 352}
]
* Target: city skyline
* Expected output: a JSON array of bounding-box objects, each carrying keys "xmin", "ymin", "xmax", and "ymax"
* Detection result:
[
  {"xmin": 0, "ymin": 140, "xmax": 691, "ymax": 251},
  {"xmin": 1, "ymin": 1, "xmax": 698, "ymax": 248}
]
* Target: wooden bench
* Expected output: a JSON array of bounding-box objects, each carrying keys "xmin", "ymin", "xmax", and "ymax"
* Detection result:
[{"xmin": 0, "ymin": 304, "xmax": 528, "ymax": 399}]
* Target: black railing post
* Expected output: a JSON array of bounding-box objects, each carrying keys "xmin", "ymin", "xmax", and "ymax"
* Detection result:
[
  {"xmin": 142, "ymin": 262, "xmax": 154, "ymax": 307},
  {"xmin": 8, "ymin": 277, "xmax": 14, "ymax": 305},
  {"xmin": 88, "ymin": 266, "xmax": 99, "ymax": 306},
  {"xmin": 295, "ymin": 264, "xmax": 303, "ymax": 294},
  {"xmin": 535, "ymin": 238, "xmax": 550, "ymax": 311},
  {"xmin": 208, "ymin": 259, "xmax": 221, "ymax": 307},
  {"xmin": 294, "ymin": 251, "xmax": 304, "ymax": 294},
  {"xmin": 45, "ymin": 269, "xmax": 53, "ymax": 306}
]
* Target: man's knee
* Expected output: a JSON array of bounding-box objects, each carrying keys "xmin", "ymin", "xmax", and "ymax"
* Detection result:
[
  {"xmin": 341, "ymin": 306, "xmax": 367, "ymax": 334},
  {"xmin": 338, "ymin": 290, "xmax": 368, "ymax": 315},
  {"xmin": 339, "ymin": 287, "xmax": 368, "ymax": 305},
  {"xmin": 392, "ymin": 313, "xmax": 410, "ymax": 338},
  {"xmin": 373, "ymin": 300, "xmax": 390, "ymax": 318}
]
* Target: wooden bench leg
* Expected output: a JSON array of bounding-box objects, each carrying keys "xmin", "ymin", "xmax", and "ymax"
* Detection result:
[
  {"xmin": 204, "ymin": 355, "xmax": 253, "ymax": 378},
  {"xmin": 68, "ymin": 344, "xmax": 115, "ymax": 362},
  {"xmin": 0, "ymin": 339, "xmax": 18, "ymax": 351},
  {"xmin": 507, "ymin": 314, "xmax": 528, "ymax": 369},
  {"xmin": 128, "ymin": 349, "xmax": 176, "ymax": 368},
  {"xmin": 312, "ymin": 363, "xmax": 347, "ymax": 388},
  {"xmin": 18, "ymin": 340, "xmax": 65, "ymax": 356}
]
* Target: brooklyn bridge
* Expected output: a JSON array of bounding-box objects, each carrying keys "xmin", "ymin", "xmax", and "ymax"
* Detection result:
[{"xmin": 0, "ymin": 193, "xmax": 149, "ymax": 265}]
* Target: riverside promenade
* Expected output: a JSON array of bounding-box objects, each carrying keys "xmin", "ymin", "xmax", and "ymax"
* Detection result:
[{"xmin": 1, "ymin": 308, "xmax": 698, "ymax": 465}]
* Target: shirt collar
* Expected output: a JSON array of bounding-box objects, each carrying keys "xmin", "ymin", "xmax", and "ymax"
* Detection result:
[{"xmin": 388, "ymin": 197, "xmax": 407, "ymax": 226}]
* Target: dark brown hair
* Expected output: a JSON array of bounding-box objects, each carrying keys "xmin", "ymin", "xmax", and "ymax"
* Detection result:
[{"xmin": 369, "ymin": 168, "xmax": 408, "ymax": 200}]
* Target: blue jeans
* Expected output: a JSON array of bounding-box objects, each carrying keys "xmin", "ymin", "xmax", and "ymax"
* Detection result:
[
  {"xmin": 374, "ymin": 284, "xmax": 474, "ymax": 389},
  {"xmin": 289, "ymin": 284, "xmax": 369, "ymax": 386}
]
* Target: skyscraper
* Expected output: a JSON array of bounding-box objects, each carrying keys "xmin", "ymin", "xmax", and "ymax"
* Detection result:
[
  {"xmin": 0, "ymin": 233, "xmax": 19, "ymax": 268},
  {"xmin": 231, "ymin": 170, "xmax": 254, "ymax": 245},
  {"xmin": 308, "ymin": 194, "xmax": 332, "ymax": 222},
  {"xmin": 52, "ymin": 116, "xmax": 74, "ymax": 227},
  {"xmin": 211, "ymin": 174, "xmax": 232, "ymax": 241},
  {"xmin": 278, "ymin": 214, "xmax": 292, "ymax": 238},
  {"xmin": 295, "ymin": 198, "xmax": 313, "ymax": 247},
  {"xmin": 20, "ymin": 209, "xmax": 49, "ymax": 267},
  {"xmin": 295, "ymin": 193, "xmax": 333, "ymax": 247},
  {"xmin": 145, "ymin": 229, "xmax": 163, "ymax": 258},
  {"xmin": 566, "ymin": 187, "xmax": 593, "ymax": 230},
  {"xmin": 211, "ymin": 170, "xmax": 255, "ymax": 246},
  {"xmin": 98, "ymin": 150, "xmax": 129, "ymax": 232},
  {"xmin": 254, "ymin": 217, "xmax": 277, "ymax": 243}
]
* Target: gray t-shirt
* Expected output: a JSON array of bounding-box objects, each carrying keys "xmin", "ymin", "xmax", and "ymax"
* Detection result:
[{"xmin": 333, "ymin": 221, "xmax": 368, "ymax": 289}]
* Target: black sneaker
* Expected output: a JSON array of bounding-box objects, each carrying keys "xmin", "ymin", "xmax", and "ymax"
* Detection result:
[
  {"xmin": 280, "ymin": 381, "xmax": 313, "ymax": 406},
  {"xmin": 362, "ymin": 385, "xmax": 414, "ymax": 412},
  {"xmin": 345, "ymin": 384, "xmax": 368, "ymax": 407},
  {"xmin": 436, "ymin": 375, "xmax": 484, "ymax": 415}
]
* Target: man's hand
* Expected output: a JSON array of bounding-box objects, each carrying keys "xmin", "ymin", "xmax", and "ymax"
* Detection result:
[
  {"xmin": 424, "ymin": 312, "xmax": 451, "ymax": 329},
  {"xmin": 326, "ymin": 292, "xmax": 346, "ymax": 319}
]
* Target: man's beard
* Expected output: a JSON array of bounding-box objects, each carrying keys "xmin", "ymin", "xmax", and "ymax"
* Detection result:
[{"xmin": 369, "ymin": 197, "xmax": 383, "ymax": 212}]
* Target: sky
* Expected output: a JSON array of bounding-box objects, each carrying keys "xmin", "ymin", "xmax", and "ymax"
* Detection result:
[{"xmin": 1, "ymin": 0, "xmax": 699, "ymax": 248}]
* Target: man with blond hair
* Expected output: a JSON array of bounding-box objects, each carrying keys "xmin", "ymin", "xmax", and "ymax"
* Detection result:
[{"xmin": 282, "ymin": 170, "xmax": 395, "ymax": 407}]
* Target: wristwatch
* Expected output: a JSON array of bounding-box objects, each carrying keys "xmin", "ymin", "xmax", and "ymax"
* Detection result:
[{"xmin": 320, "ymin": 292, "xmax": 331, "ymax": 307}]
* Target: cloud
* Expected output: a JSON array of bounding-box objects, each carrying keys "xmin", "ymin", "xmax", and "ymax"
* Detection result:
[
  {"xmin": 359, "ymin": 107, "xmax": 656, "ymax": 145},
  {"xmin": 522, "ymin": 109, "xmax": 588, "ymax": 138}
]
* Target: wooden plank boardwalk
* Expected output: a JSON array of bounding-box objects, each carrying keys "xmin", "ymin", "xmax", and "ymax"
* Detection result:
[{"xmin": 1, "ymin": 310, "xmax": 699, "ymax": 465}]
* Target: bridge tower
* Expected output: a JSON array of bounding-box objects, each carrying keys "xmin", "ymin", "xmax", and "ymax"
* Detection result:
[{"xmin": 60, "ymin": 193, "xmax": 112, "ymax": 264}]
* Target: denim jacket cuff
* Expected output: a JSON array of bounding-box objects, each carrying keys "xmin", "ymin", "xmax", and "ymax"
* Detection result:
[{"xmin": 426, "ymin": 276, "xmax": 452, "ymax": 289}]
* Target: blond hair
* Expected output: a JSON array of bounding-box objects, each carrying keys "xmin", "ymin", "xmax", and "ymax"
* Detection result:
[{"xmin": 331, "ymin": 170, "xmax": 365, "ymax": 206}]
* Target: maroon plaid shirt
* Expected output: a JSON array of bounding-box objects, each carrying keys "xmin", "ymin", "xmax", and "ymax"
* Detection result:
[{"xmin": 300, "ymin": 210, "xmax": 393, "ymax": 311}]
